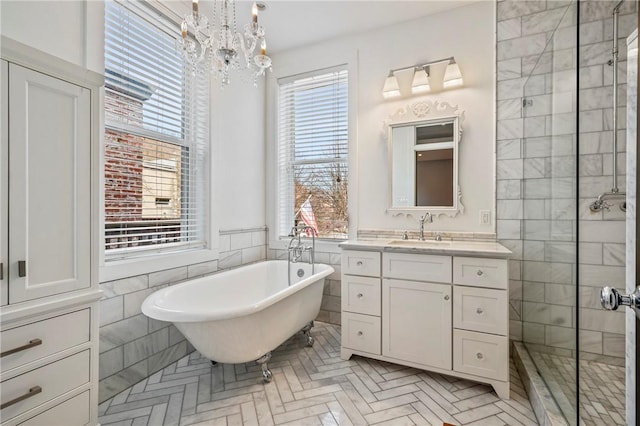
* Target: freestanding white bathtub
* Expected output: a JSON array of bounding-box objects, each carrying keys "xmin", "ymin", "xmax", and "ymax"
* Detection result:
[{"xmin": 141, "ymin": 260, "xmax": 334, "ymax": 381}]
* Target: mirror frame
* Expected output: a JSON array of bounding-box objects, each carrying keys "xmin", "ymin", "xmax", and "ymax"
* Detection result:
[{"xmin": 385, "ymin": 100, "xmax": 465, "ymax": 218}]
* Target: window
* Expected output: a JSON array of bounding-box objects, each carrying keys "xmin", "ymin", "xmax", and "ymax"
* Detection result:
[
  {"xmin": 104, "ymin": 1, "xmax": 209, "ymax": 260},
  {"xmin": 277, "ymin": 67, "xmax": 348, "ymax": 240}
]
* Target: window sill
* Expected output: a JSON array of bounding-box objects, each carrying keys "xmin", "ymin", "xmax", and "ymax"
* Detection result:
[{"xmin": 99, "ymin": 247, "xmax": 219, "ymax": 283}]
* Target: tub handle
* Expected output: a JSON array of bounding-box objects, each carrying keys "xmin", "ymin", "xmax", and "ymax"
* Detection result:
[{"xmin": 357, "ymin": 293, "xmax": 364, "ymax": 299}]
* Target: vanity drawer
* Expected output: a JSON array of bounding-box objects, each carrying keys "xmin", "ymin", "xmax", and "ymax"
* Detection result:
[
  {"xmin": 0, "ymin": 309, "xmax": 90, "ymax": 373},
  {"xmin": 0, "ymin": 350, "xmax": 90, "ymax": 421},
  {"xmin": 342, "ymin": 312, "xmax": 381, "ymax": 355},
  {"xmin": 383, "ymin": 252, "xmax": 451, "ymax": 283},
  {"xmin": 454, "ymin": 286, "xmax": 507, "ymax": 336},
  {"xmin": 342, "ymin": 250, "xmax": 381, "ymax": 277},
  {"xmin": 453, "ymin": 330, "xmax": 508, "ymax": 381},
  {"xmin": 453, "ymin": 257, "xmax": 507, "ymax": 289},
  {"xmin": 19, "ymin": 390, "xmax": 90, "ymax": 426},
  {"xmin": 342, "ymin": 275, "xmax": 381, "ymax": 316}
]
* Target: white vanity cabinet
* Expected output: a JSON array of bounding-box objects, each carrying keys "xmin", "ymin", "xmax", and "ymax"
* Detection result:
[
  {"xmin": 382, "ymin": 278, "xmax": 452, "ymax": 370},
  {"xmin": 341, "ymin": 250, "xmax": 382, "ymax": 356},
  {"xmin": 0, "ymin": 38, "xmax": 102, "ymax": 426},
  {"xmin": 341, "ymin": 243, "xmax": 510, "ymax": 399}
]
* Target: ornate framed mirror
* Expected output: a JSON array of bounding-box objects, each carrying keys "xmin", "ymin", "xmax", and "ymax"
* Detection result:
[{"xmin": 386, "ymin": 100, "xmax": 465, "ymax": 218}]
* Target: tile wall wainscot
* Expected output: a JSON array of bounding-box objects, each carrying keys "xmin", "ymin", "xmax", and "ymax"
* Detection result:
[
  {"xmin": 268, "ymin": 247, "xmax": 342, "ymax": 325},
  {"xmin": 496, "ymin": 0, "xmax": 637, "ymax": 364},
  {"xmin": 98, "ymin": 227, "xmax": 267, "ymax": 402}
]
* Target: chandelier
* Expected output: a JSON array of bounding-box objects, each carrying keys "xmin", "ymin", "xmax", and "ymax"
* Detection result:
[{"xmin": 179, "ymin": 0, "xmax": 272, "ymax": 87}]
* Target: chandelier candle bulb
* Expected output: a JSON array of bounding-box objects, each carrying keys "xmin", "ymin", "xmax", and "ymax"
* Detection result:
[
  {"xmin": 181, "ymin": 21, "xmax": 188, "ymax": 39},
  {"xmin": 261, "ymin": 39, "xmax": 266, "ymax": 55},
  {"xmin": 192, "ymin": 0, "xmax": 199, "ymax": 17},
  {"xmin": 252, "ymin": 3, "xmax": 258, "ymax": 23}
]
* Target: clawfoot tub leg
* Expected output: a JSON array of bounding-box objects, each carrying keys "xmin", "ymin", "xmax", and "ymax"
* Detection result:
[
  {"xmin": 256, "ymin": 352, "xmax": 272, "ymax": 383},
  {"xmin": 301, "ymin": 321, "xmax": 315, "ymax": 347}
]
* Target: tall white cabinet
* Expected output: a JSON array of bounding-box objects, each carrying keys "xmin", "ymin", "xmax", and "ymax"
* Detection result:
[{"xmin": 0, "ymin": 38, "xmax": 102, "ymax": 425}]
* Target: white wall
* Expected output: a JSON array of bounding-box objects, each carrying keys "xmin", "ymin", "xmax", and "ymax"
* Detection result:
[
  {"xmin": 269, "ymin": 1, "xmax": 495, "ymax": 235},
  {"xmin": 213, "ymin": 80, "xmax": 267, "ymax": 231},
  {"xmin": 1, "ymin": 0, "xmax": 104, "ymax": 74}
]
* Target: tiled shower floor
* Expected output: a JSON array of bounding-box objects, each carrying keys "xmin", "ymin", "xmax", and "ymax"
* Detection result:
[
  {"xmin": 98, "ymin": 322, "xmax": 538, "ymax": 425},
  {"xmin": 530, "ymin": 350, "xmax": 625, "ymax": 425}
]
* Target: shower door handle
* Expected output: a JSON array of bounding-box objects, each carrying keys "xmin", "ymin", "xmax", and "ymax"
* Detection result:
[{"xmin": 600, "ymin": 286, "xmax": 640, "ymax": 311}]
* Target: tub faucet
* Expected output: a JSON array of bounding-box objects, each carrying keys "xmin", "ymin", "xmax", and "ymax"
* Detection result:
[
  {"xmin": 418, "ymin": 212, "xmax": 433, "ymax": 241},
  {"xmin": 287, "ymin": 224, "xmax": 316, "ymax": 285}
]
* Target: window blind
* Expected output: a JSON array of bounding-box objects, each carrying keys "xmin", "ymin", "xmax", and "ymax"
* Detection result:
[
  {"xmin": 104, "ymin": 0, "xmax": 209, "ymax": 259},
  {"xmin": 277, "ymin": 67, "xmax": 348, "ymax": 239}
]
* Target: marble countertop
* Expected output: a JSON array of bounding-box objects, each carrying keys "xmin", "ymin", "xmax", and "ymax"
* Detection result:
[{"xmin": 340, "ymin": 239, "xmax": 512, "ymax": 258}]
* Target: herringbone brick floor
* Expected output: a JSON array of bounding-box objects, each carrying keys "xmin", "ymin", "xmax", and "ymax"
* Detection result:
[{"xmin": 98, "ymin": 322, "xmax": 538, "ymax": 426}]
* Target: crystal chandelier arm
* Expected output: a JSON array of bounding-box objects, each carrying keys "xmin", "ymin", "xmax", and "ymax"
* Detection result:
[{"xmin": 237, "ymin": 32, "xmax": 257, "ymax": 69}]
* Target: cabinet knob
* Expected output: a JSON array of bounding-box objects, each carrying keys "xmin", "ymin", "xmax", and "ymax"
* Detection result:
[
  {"xmin": 357, "ymin": 293, "xmax": 364, "ymax": 299},
  {"xmin": 476, "ymin": 352, "xmax": 484, "ymax": 360},
  {"xmin": 356, "ymin": 261, "xmax": 363, "ymax": 266},
  {"xmin": 476, "ymin": 270, "xmax": 484, "ymax": 276},
  {"xmin": 476, "ymin": 307, "xmax": 484, "ymax": 315},
  {"xmin": 357, "ymin": 331, "xmax": 363, "ymax": 336},
  {"xmin": 444, "ymin": 294, "xmax": 450, "ymax": 301}
]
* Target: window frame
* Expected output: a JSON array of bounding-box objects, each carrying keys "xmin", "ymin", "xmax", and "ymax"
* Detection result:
[
  {"xmin": 99, "ymin": 0, "xmax": 217, "ymax": 282},
  {"xmin": 267, "ymin": 49, "xmax": 358, "ymax": 254}
]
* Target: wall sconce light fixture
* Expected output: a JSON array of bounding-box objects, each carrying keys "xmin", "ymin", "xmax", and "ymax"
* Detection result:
[
  {"xmin": 411, "ymin": 66, "xmax": 431, "ymax": 94},
  {"xmin": 383, "ymin": 57, "xmax": 463, "ymax": 99},
  {"xmin": 443, "ymin": 60, "xmax": 463, "ymax": 88},
  {"xmin": 383, "ymin": 72, "xmax": 401, "ymax": 99}
]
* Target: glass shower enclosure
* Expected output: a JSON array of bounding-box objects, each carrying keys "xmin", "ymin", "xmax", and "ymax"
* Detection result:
[{"xmin": 516, "ymin": 1, "xmax": 637, "ymax": 424}]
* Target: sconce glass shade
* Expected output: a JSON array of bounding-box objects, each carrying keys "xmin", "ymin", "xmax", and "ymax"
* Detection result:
[
  {"xmin": 443, "ymin": 61, "xmax": 463, "ymax": 88},
  {"xmin": 411, "ymin": 67, "xmax": 431, "ymax": 94},
  {"xmin": 383, "ymin": 73, "xmax": 401, "ymax": 99}
]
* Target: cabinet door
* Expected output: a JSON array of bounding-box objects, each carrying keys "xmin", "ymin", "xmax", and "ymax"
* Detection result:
[
  {"xmin": 382, "ymin": 279, "xmax": 452, "ymax": 370},
  {"xmin": 1, "ymin": 60, "xmax": 7, "ymax": 306},
  {"xmin": 8, "ymin": 64, "xmax": 91, "ymax": 303}
]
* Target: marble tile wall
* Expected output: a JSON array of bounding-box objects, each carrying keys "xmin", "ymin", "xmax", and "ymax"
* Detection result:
[
  {"xmin": 268, "ymin": 247, "xmax": 343, "ymax": 325},
  {"xmin": 98, "ymin": 227, "xmax": 267, "ymax": 403},
  {"xmin": 496, "ymin": 0, "xmax": 637, "ymax": 364}
]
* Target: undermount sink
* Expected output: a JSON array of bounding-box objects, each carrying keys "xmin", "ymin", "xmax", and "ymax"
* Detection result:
[{"xmin": 387, "ymin": 239, "xmax": 452, "ymax": 247}]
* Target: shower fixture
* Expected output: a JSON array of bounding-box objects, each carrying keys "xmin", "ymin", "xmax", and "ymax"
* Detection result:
[
  {"xmin": 589, "ymin": 192, "xmax": 626, "ymax": 212},
  {"xmin": 590, "ymin": 0, "xmax": 627, "ymax": 214}
]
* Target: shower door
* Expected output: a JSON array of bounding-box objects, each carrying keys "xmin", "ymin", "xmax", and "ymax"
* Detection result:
[
  {"xmin": 516, "ymin": 2, "xmax": 638, "ymax": 424},
  {"xmin": 520, "ymin": 1, "xmax": 580, "ymax": 423},
  {"xmin": 598, "ymin": 26, "xmax": 638, "ymax": 425}
]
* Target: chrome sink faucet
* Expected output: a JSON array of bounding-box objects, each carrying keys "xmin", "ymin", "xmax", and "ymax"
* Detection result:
[{"xmin": 418, "ymin": 212, "xmax": 433, "ymax": 241}]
